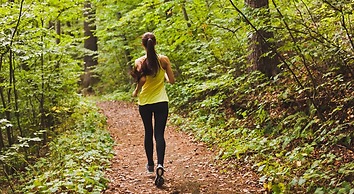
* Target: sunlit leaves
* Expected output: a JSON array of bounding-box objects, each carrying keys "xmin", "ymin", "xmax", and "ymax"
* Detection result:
[
  {"xmin": 21, "ymin": 100, "xmax": 114, "ymax": 193},
  {"xmin": 81, "ymin": 0, "xmax": 354, "ymax": 193},
  {"xmin": 0, "ymin": 1, "xmax": 85, "ymax": 192}
]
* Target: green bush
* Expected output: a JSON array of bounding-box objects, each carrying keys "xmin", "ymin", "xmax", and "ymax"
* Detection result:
[{"xmin": 20, "ymin": 99, "xmax": 114, "ymax": 193}]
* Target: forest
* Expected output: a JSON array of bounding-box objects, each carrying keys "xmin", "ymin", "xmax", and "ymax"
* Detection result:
[{"xmin": 0, "ymin": 0, "xmax": 353, "ymax": 193}]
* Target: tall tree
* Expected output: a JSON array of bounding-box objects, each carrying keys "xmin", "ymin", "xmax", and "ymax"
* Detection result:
[
  {"xmin": 245, "ymin": 0, "xmax": 279, "ymax": 77},
  {"xmin": 181, "ymin": 1, "xmax": 191, "ymax": 28},
  {"xmin": 82, "ymin": 1, "xmax": 98, "ymax": 94},
  {"xmin": 56, "ymin": 20, "xmax": 61, "ymax": 44}
]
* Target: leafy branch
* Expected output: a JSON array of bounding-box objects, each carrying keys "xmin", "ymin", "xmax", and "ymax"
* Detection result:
[
  {"xmin": 271, "ymin": 0, "xmax": 319, "ymax": 113},
  {"xmin": 208, "ymin": 23, "xmax": 241, "ymax": 34},
  {"xmin": 9, "ymin": 0, "xmax": 25, "ymax": 50},
  {"xmin": 321, "ymin": 0, "xmax": 354, "ymax": 52}
]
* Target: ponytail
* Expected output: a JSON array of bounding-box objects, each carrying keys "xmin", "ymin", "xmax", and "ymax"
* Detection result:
[
  {"xmin": 131, "ymin": 32, "xmax": 159, "ymax": 82},
  {"xmin": 146, "ymin": 38, "xmax": 159, "ymax": 74},
  {"xmin": 141, "ymin": 32, "xmax": 159, "ymax": 77}
]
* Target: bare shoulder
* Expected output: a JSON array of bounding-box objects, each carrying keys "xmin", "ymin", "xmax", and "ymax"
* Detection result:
[
  {"xmin": 158, "ymin": 55, "xmax": 170, "ymax": 69},
  {"xmin": 135, "ymin": 56, "xmax": 146, "ymax": 70},
  {"xmin": 135, "ymin": 56, "xmax": 146, "ymax": 65},
  {"xmin": 158, "ymin": 55, "xmax": 169, "ymax": 61}
]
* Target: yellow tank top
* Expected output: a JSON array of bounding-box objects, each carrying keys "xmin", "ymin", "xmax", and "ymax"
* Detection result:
[{"xmin": 138, "ymin": 61, "xmax": 168, "ymax": 106}]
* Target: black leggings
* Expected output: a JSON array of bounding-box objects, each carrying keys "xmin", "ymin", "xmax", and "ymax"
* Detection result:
[{"xmin": 139, "ymin": 102, "xmax": 168, "ymax": 167}]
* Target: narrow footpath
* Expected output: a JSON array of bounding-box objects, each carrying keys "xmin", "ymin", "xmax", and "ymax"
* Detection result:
[{"xmin": 98, "ymin": 101, "xmax": 263, "ymax": 194}]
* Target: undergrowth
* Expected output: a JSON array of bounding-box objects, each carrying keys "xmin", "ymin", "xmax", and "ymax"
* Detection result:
[
  {"xmin": 18, "ymin": 99, "xmax": 114, "ymax": 193},
  {"xmin": 169, "ymin": 71, "xmax": 354, "ymax": 194}
]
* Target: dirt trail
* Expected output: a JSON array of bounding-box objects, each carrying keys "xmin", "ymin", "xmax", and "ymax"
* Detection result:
[{"xmin": 98, "ymin": 101, "xmax": 263, "ymax": 194}]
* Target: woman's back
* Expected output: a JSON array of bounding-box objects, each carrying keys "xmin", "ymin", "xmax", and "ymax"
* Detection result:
[{"xmin": 138, "ymin": 56, "xmax": 168, "ymax": 105}]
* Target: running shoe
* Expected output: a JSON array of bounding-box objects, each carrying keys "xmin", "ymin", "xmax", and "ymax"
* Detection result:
[
  {"xmin": 154, "ymin": 164, "xmax": 164, "ymax": 187},
  {"xmin": 146, "ymin": 164, "xmax": 154, "ymax": 173}
]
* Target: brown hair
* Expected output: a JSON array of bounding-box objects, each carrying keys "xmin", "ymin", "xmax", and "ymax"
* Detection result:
[{"xmin": 131, "ymin": 32, "xmax": 159, "ymax": 82}]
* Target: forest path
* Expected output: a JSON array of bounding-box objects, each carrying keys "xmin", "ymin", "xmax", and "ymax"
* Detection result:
[{"xmin": 97, "ymin": 101, "xmax": 263, "ymax": 194}]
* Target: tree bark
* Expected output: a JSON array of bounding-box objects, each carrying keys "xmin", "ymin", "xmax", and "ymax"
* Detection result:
[
  {"xmin": 40, "ymin": 19, "xmax": 47, "ymax": 145},
  {"xmin": 245, "ymin": 0, "xmax": 279, "ymax": 77},
  {"xmin": 56, "ymin": 20, "xmax": 61, "ymax": 44},
  {"xmin": 11, "ymin": 50, "xmax": 23, "ymax": 138},
  {"xmin": 82, "ymin": 1, "xmax": 98, "ymax": 94},
  {"xmin": 181, "ymin": 2, "xmax": 191, "ymax": 28},
  {"xmin": 0, "ymin": 55, "xmax": 5, "ymax": 149},
  {"xmin": 7, "ymin": 50, "xmax": 14, "ymax": 146},
  {"xmin": 245, "ymin": 0, "xmax": 268, "ymax": 8}
]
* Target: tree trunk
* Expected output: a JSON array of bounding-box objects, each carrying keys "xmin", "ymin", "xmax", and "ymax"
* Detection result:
[
  {"xmin": 40, "ymin": 19, "xmax": 47, "ymax": 145},
  {"xmin": 0, "ymin": 55, "xmax": 5, "ymax": 149},
  {"xmin": 82, "ymin": 1, "xmax": 98, "ymax": 94},
  {"xmin": 11, "ymin": 50, "xmax": 23, "ymax": 138},
  {"xmin": 56, "ymin": 20, "xmax": 61, "ymax": 44},
  {"xmin": 245, "ymin": 0, "xmax": 279, "ymax": 77},
  {"xmin": 7, "ymin": 50, "xmax": 14, "ymax": 146},
  {"xmin": 245, "ymin": 0, "xmax": 268, "ymax": 8},
  {"xmin": 181, "ymin": 3, "xmax": 191, "ymax": 28}
]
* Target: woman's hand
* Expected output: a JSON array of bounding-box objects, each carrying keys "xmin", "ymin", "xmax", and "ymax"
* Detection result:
[
  {"xmin": 132, "ymin": 89, "xmax": 138, "ymax": 97},
  {"xmin": 132, "ymin": 75, "xmax": 146, "ymax": 98}
]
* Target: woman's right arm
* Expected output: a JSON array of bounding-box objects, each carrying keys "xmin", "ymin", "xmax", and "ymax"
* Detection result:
[
  {"xmin": 132, "ymin": 76, "xmax": 146, "ymax": 97},
  {"xmin": 132, "ymin": 57, "xmax": 146, "ymax": 97}
]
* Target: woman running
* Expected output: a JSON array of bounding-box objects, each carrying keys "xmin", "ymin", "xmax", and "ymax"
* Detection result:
[{"xmin": 131, "ymin": 32, "xmax": 175, "ymax": 187}]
